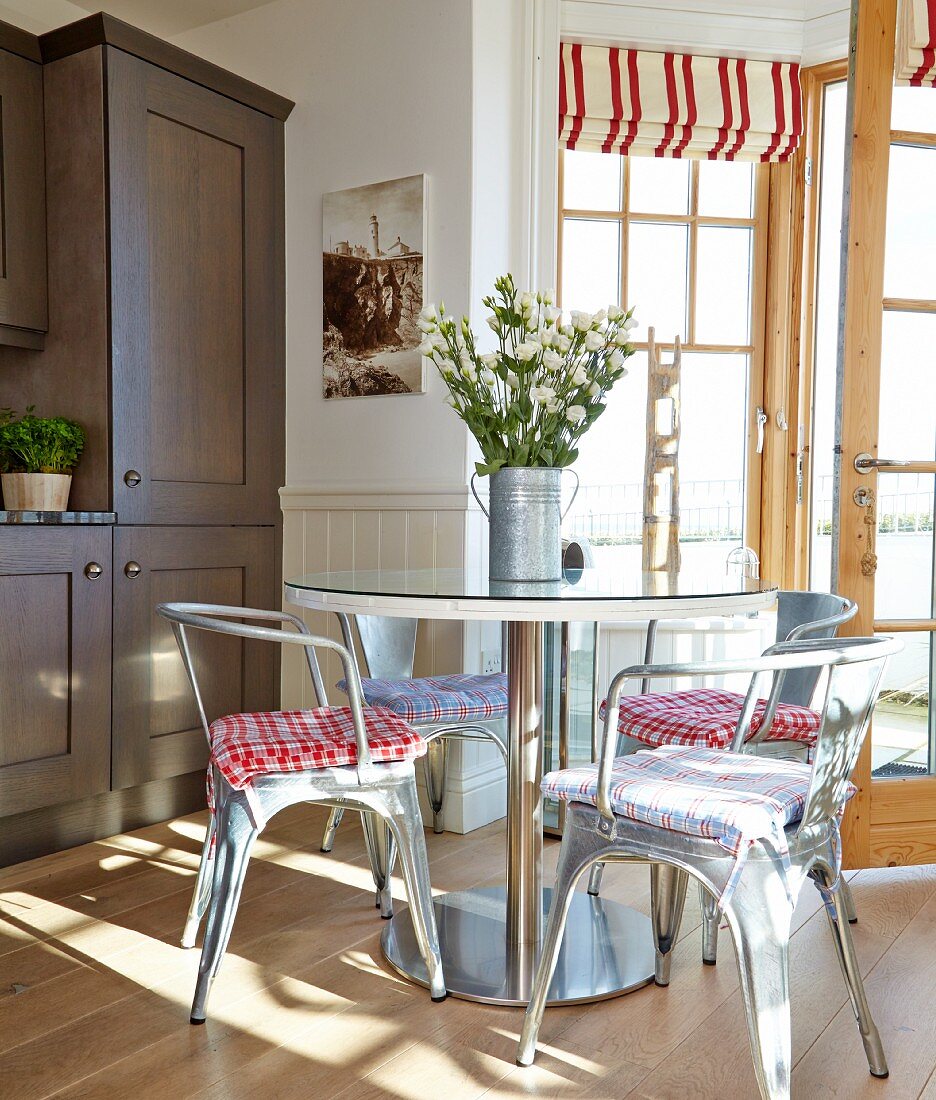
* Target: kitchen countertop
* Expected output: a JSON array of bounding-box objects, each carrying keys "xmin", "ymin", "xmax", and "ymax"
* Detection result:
[{"xmin": 0, "ymin": 510, "xmax": 116, "ymax": 524}]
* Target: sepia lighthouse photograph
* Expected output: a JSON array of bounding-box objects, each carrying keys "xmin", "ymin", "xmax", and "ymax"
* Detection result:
[{"xmin": 322, "ymin": 174, "xmax": 426, "ymax": 399}]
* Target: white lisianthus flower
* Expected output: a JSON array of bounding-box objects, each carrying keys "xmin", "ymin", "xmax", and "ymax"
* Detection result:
[
  {"xmin": 584, "ymin": 330, "xmax": 604, "ymax": 352},
  {"xmin": 461, "ymin": 364, "xmax": 477, "ymax": 382},
  {"xmin": 439, "ymin": 359, "xmax": 457, "ymax": 377},
  {"xmin": 608, "ymin": 348, "xmax": 625, "ymax": 369},
  {"xmin": 623, "ymin": 315, "xmax": 638, "ymax": 331},
  {"xmin": 613, "ymin": 329, "xmax": 631, "ymax": 347},
  {"xmin": 487, "ymin": 314, "xmax": 501, "ymax": 333},
  {"xmin": 481, "ymin": 369, "xmax": 497, "ymax": 387},
  {"xmin": 565, "ymin": 404, "xmax": 587, "ymax": 424},
  {"xmin": 571, "ymin": 364, "xmax": 588, "ymax": 385},
  {"xmin": 588, "ymin": 381, "xmax": 602, "ymax": 398},
  {"xmin": 543, "ymin": 288, "xmax": 556, "ymax": 305},
  {"xmin": 538, "ymin": 328, "xmax": 553, "ymax": 347},
  {"xmin": 480, "ymin": 352, "xmax": 498, "ymax": 367},
  {"xmin": 607, "ymin": 304, "xmax": 624, "ymax": 321},
  {"xmin": 542, "ymin": 349, "xmax": 563, "ymax": 372},
  {"xmin": 556, "ymin": 334, "xmax": 572, "ymax": 354},
  {"xmin": 530, "ymin": 385, "xmax": 556, "ymax": 403},
  {"xmin": 560, "ymin": 324, "xmax": 575, "ymax": 338},
  {"xmin": 592, "ymin": 309, "xmax": 607, "ymax": 326},
  {"xmin": 526, "ymin": 317, "xmax": 538, "ymax": 332},
  {"xmin": 520, "ymin": 291, "xmax": 534, "ymax": 312},
  {"xmin": 418, "ymin": 318, "xmax": 436, "ymax": 333},
  {"xmin": 544, "ymin": 306, "xmax": 561, "ymax": 324},
  {"xmin": 515, "ymin": 341, "xmax": 540, "ymax": 362},
  {"xmin": 545, "ymin": 399, "xmax": 560, "ymax": 414},
  {"xmin": 418, "ymin": 337, "xmax": 435, "ymax": 356},
  {"xmin": 420, "ymin": 303, "xmax": 438, "ymax": 322},
  {"xmin": 570, "ymin": 310, "xmax": 592, "ymax": 333},
  {"xmin": 506, "ymin": 371, "xmax": 520, "ymax": 388},
  {"xmin": 430, "ymin": 330, "xmax": 447, "ymax": 349}
]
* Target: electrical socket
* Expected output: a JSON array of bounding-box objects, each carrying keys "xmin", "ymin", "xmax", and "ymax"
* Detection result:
[{"xmin": 481, "ymin": 650, "xmax": 501, "ymax": 674}]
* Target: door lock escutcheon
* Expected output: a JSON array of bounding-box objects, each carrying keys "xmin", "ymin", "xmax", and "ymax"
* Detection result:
[{"xmin": 853, "ymin": 486, "xmax": 874, "ymax": 507}]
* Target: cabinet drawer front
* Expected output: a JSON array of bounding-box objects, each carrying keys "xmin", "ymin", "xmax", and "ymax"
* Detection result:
[
  {"xmin": 0, "ymin": 527, "xmax": 111, "ymax": 815},
  {"xmin": 111, "ymin": 525, "xmax": 276, "ymax": 790},
  {"xmin": 107, "ymin": 48, "xmax": 284, "ymax": 525}
]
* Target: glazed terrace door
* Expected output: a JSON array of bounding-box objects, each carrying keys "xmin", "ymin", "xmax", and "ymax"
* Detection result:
[{"xmin": 834, "ymin": 0, "xmax": 936, "ymax": 867}]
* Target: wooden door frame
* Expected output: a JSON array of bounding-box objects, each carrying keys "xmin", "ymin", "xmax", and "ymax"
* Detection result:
[{"xmin": 831, "ymin": 0, "xmax": 936, "ymax": 867}]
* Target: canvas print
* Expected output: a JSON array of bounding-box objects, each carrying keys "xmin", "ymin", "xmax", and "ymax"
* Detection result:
[{"xmin": 322, "ymin": 174, "xmax": 426, "ymax": 398}]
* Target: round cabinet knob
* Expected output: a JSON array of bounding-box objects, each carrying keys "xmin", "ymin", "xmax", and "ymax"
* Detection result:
[
  {"xmin": 84, "ymin": 562, "xmax": 103, "ymax": 580},
  {"xmin": 124, "ymin": 561, "xmax": 142, "ymax": 579},
  {"xmin": 124, "ymin": 470, "xmax": 142, "ymax": 487}
]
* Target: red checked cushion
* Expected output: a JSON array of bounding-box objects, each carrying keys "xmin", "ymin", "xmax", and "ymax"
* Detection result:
[
  {"xmin": 599, "ymin": 688, "xmax": 821, "ymax": 750},
  {"xmin": 209, "ymin": 707, "xmax": 427, "ymax": 793}
]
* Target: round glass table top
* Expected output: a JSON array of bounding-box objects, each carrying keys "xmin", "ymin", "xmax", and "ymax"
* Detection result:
[{"xmin": 285, "ymin": 567, "xmax": 776, "ymax": 623}]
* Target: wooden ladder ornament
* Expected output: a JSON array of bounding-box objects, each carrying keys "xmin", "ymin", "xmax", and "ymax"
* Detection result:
[{"xmin": 642, "ymin": 328, "xmax": 682, "ymax": 575}]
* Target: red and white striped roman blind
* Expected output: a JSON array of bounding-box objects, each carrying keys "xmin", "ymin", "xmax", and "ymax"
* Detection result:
[
  {"xmin": 559, "ymin": 43, "xmax": 802, "ymax": 162},
  {"xmin": 895, "ymin": 0, "xmax": 936, "ymax": 85}
]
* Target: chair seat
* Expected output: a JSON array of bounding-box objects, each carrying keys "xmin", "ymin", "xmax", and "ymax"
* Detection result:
[
  {"xmin": 542, "ymin": 745, "xmax": 854, "ymax": 867},
  {"xmin": 599, "ymin": 688, "xmax": 821, "ymax": 750},
  {"xmin": 339, "ymin": 673, "xmax": 509, "ymax": 725},
  {"xmin": 209, "ymin": 707, "xmax": 426, "ymax": 793}
]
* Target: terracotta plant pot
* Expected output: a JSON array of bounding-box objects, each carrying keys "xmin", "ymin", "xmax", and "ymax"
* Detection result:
[{"xmin": 1, "ymin": 472, "xmax": 72, "ymax": 511}]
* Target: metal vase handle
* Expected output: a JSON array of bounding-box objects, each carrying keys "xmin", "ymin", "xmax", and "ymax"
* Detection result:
[{"xmin": 470, "ymin": 468, "xmax": 580, "ymax": 521}]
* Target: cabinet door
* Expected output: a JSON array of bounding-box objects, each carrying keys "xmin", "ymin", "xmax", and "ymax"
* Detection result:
[
  {"xmin": 112, "ymin": 525, "xmax": 276, "ymax": 789},
  {"xmin": 0, "ymin": 49, "xmax": 48, "ymax": 341},
  {"xmin": 0, "ymin": 527, "xmax": 111, "ymax": 816},
  {"xmin": 107, "ymin": 48, "xmax": 284, "ymax": 525}
]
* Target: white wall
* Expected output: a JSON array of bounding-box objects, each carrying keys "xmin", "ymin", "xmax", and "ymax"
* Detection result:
[{"xmin": 174, "ymin": 0, "xmax": 475, "ymax": 494}]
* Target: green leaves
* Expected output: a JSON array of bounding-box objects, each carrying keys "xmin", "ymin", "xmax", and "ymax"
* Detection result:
[
  {"xmin": 0, "ymin": 409, "xmax": 86, "ymax": 474},
  {"xmin": 428, "ymin": 273, "xmax": 636, "ymax": 471}
]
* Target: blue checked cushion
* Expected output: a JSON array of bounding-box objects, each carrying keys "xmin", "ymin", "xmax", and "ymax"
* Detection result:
[
  {"xmin": 543, "ymin": 746, "xmax": 855, "ymax": 904},
  {"xmin": 599, "ymin": 688, "xmax": 821, "ymax": 750},
  {"xmin": 337, "ymin": 673, "xmax": 508, "ymax": 725}
]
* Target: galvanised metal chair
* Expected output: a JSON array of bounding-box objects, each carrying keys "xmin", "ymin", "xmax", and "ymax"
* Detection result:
[
  {"xmin": 157, "ymin": 602, "xmax": 446, "ymax": 1020},
  {"xmin": 517, "ymin": 635, "xmax": 899, "ymax": 1100},
  {"xmin": 590, "ymin": 591, "xmax": 859, "ymax": 963},
  {"xmin": 319, "ymin": 614, "xmax": 508, "ymax": 909}
]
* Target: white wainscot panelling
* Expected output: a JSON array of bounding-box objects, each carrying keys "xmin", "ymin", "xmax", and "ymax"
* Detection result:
[{"xmin": 280, "ymin": 488, "xmax": 507, "ymax": 833}]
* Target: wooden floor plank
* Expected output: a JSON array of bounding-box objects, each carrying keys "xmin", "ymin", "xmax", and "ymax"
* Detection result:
[{"xmin": 0, "ymin": 804, "xmax": 934, "ymax": 1100}]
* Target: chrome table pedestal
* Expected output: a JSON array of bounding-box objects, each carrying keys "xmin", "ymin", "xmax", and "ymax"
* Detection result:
[{"xmin": 382, "ymin": 620, "xmax": 655, "ymax": 1006}]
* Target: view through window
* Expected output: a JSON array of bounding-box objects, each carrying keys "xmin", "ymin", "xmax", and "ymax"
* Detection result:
[
  {"xmin": 559, "ymin": 151, "xmax": 761, "ymax": 576},
  {"xmin": 810, "ymin": 79, "xmax": 936, "ymax": 776}
]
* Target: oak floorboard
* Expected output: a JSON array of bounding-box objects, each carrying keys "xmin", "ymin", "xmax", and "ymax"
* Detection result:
[{"xmin": 0, "ymin": 803, "xmax": 935, "ymax": 1100}]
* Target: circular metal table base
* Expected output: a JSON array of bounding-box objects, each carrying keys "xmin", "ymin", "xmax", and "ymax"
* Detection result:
[{"xmin": 381, "ymin": 885, "xmax": 656, "ymax": 1006}]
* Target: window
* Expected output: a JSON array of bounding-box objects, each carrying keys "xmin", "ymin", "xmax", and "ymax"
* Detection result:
[{"xmin": 558, "ymin": 151, "xmax": 766, "ymax": 575}]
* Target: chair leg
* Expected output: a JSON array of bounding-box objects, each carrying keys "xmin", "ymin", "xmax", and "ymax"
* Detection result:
[
  {"xmin": 700, "ymin": 884, "xmax": 720, "ymax": 966},
  {"xmin": 650, "ymin": 863, "xmax": 688, "ymax": 985},
  {"xmin": 840, "ymin": 877, "xmax": 859, "ymax": 924},
  {"xmin": 190, "ymin": 794, "xmax": 257, "ymax": 1024},
  {"xmin": 362, "ymin": 810, "xmax": 396, "ymax": 919},
  {"xmin": 517, "ymin": 838, "xmax": 593, "ymax": 1066},
  {"xmin": 385, "ymin": 778, "xmax": 446, "ymax": 1001},
  {"xmin": 181, "ymin": 813, "xmax": 217, "ymax": 949},
  {"xmin": 587, "ymin": 862, "xmax": 605, "ymax": 896},
  {"xmin": 820, "ymin": 874, "xmax": 888, "ymax": 1078},
  {"xmin": 723, "ymin": 866, "xmax": 795, "ymax": 1100},
  {"xmin": 320, "ymin": 805, "xmax": 345, "ymax": 853},
  {"xmin": 423, "ymin": 738, "xmax": 448, "ymax": 834}
]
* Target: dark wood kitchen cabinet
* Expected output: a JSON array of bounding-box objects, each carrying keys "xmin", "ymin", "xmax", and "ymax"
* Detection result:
[
  {"xmin": 0, "ymin": 16, "xmax": 291, "ymax": 864},
  {"xmin": 108, "ymin": 49, "xmax": 284, "ymax": 525},
  {"xmin": 112, "ymin": 526, "xmax": 276, "ymax": 789},
  {"xmin": 0, "ymin": 527, "xmax": 111, "ymax": 817},
  {"xmin": 0, "ymin": 34, "xmax": 48, "ymax": 346}
]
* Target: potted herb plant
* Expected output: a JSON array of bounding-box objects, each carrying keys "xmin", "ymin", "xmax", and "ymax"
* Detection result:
[
  {"xmin": 0, "ymin": 406, "xmax": 86, "ymax": 511},
  {"xmin": 420, "ymin": 274, "xmax": 635, "ymax": 582}
]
